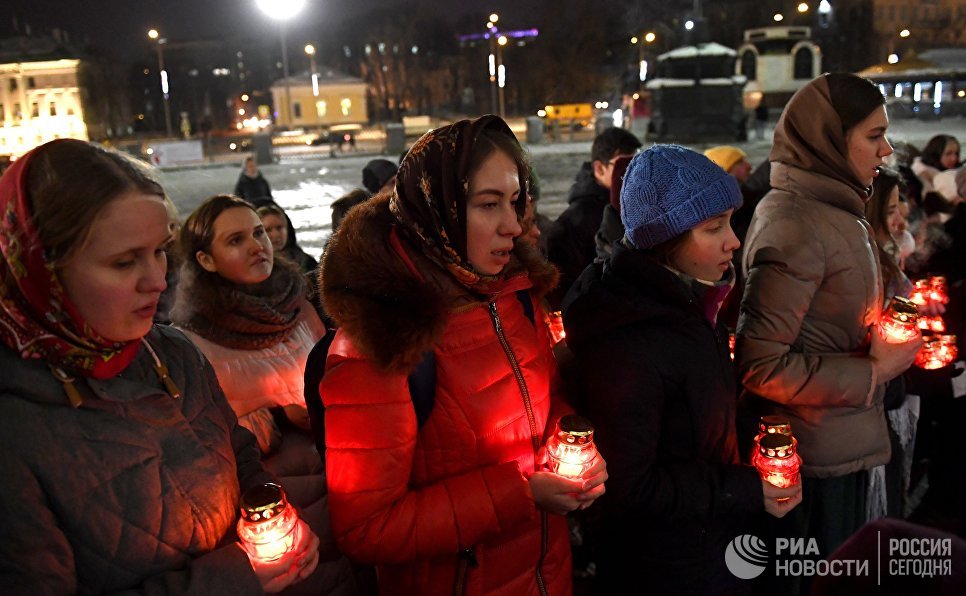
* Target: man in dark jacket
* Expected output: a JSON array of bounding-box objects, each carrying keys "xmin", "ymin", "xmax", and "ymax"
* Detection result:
[{"xmin": 545, "ymin": 127, "xmax": 641, "ymax": 308}]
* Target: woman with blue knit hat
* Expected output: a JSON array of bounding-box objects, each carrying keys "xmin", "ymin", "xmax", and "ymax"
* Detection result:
[{"xmin": 562, "ymin": 144, "xmax": 801, "ymax": 594}]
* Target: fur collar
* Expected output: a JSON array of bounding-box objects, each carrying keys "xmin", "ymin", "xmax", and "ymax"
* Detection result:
[{"xmin": 320, "ymin": 195, "xmax": 558, "ymax": 373}]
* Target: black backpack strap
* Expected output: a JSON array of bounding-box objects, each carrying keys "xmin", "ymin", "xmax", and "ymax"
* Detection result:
[
  {"xmin": 304, "ymin": 328, "xmax": 337, "ymax": 455},
  {"xmin": 407, "ymin": 350, "xmax": 437, "ymax": 428},
  {"xmin": 515, "ymin": 289, "xmax": 536, "ymax": 326}
]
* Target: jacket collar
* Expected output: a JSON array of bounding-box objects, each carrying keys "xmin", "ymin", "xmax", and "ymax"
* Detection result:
[
  {"xmin": 320, "ymin": 194, "xmax": 557, "ymax": 373},
  {"xmin": 770, "ymin": 162, "xmax": 869, "ymax": 218}
]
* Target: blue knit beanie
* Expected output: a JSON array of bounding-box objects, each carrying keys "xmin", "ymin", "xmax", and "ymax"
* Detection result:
[{"xmin": 621, "ymin": 144, "xmax": 743, "ymax": 249}]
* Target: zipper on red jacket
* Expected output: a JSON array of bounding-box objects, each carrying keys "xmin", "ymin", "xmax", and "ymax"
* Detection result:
[
  {"xmin": 487, "ymin": 300, "xmax": 541, "ymax": 453},
  {"xmin": 487, "ymin": 300, "xmax": 549, "ymax": 596},
  {"xmin": 453, "ymin": 547, "xmax": 477, "ymax": 596}
]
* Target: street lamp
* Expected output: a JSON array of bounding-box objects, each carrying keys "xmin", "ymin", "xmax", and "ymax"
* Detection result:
[
  {"xmin": 305, "ymin": 44, "xmax": 319, "ymax": 96},
  {"xmin": 486, "ymin": 14, "xmax": 499, "ymax": 115},
  {"xmin": 497, "ymin": 35, "xmax": 507, "ymax": 119},
  {"xmin": 256, "ymin": 0, "xmax": 307, "ymax": 128},
  {"xmin": 147, "ymin": 29, "xmax": 174, "ymax": 138}
]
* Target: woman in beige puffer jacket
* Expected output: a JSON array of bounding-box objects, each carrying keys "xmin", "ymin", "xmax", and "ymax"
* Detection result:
[{"xmin": 736, "ymin": 73, "xmax": 922, "ymax": 560}]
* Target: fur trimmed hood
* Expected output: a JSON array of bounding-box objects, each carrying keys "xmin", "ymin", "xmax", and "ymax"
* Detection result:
[{"xmin": 320, "ymin": 194, "xmax": 558, "ymax": 373}]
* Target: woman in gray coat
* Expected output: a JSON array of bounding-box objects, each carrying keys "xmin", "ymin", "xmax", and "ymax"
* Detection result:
[
  {"xmin": 737, "ymin": 74, "xmax": 922, "ymax": 560},
  {"xmin": 0, "ymin": 140, "xmax": 319, "ymax": 594}
]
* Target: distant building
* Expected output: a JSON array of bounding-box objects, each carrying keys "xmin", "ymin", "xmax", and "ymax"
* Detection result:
[
  {"xmin": 645, "ymin": 42, "xmax": 747, "ymax": 142},
  {"xmin": 857, "ymin": 48, "xmax": 966, "ymax": 119},
  {"xmin": 0, "ymin": 33, "xmax": 132, "ymax": 157},
  {"xmin": 872, "ymin": 0, "xmax": 966, "ymax": 59},
  {"xmin": 269, "ymin": 68, "xmax": 368, "ymax": 129},
  {"xmin": 736, "ymin": 26, "xmax": 822, "ymax": 110},
  {"xmin": 0, "ymin": 35, "xmax": 89, "ymax": 157}
]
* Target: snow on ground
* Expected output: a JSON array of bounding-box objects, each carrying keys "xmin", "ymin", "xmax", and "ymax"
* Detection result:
[{"xmin": 157, "ymin": 116, "xmax": 965, "ymax": 261}]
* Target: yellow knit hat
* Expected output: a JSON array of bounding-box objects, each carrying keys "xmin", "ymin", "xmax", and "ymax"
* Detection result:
[{"xmin": 704, "ymin": 146, "xmax": 747, "ymax": 173}]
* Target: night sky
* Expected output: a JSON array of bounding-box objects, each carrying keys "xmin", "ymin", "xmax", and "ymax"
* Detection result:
[{"xmin": 0, "ymin": 0, "xmax": 531, "ymax": 62}]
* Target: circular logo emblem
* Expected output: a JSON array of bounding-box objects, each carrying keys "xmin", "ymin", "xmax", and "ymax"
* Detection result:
[{"xmin": 725, "ymin": 534, "xmax": 769, "ymax": 579}]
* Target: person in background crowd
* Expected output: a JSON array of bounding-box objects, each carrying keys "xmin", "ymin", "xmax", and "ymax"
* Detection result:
[
  {"xmin": 563, "ymin": 144, "xmax": 801, "ymax": 595},
  {"xmin": 704, "ymin": 145, "xmax": 753, "ymax": 185},
  {"xmin": 754, "ymin": 97, "xmax": 769, "ymax": 140},
  {"xmin": 329, "ymin": 160, "xmax": 399, "ymax": 240},
  {"xmin": 257, "ymin": 203, "xmax": 318, "ymax": 274},
  {"xmin": 234, "ymin": 155, "xmax": 273, "ymax": 203},
  {"xmin": 933, "ymin": 164, "xmax": 966, "ymax": 204},
  {"xmin": 864, "ymin": 168, "xmax": 932, "ymax": 521},
  {"xmin": 172, "ymin": 195, "xmax": 355, "ymax": 596},
  {"xmin": 0, "ymin": 139, "xmax": 318, "ymax": 593},
  {"xmin": 361, "ymin": 158, "xmax": 398, "ymax": 196},
  {"xmin": 318, "ymin": 116, "xmax": 606, "ymax": 595},
  {"xmin": 155, "ymin": 196, "xmax": 183, "ymax": 324},
  {"xmin": 593, "ymin": 154, "xmax": 633, "ymax": 262},
  {"xmin": 736, "ymin": 74, "xmax": 922, "ymax": 584},
  {"xmin": 545, "ymin": 126, "xmax": 641, "ymax": 308},
  {"xmin": 912, "ymin": 135, "xmax": 960, "ymax": 194}
]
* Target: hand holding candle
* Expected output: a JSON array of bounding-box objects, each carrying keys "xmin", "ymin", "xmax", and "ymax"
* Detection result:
[
  {"xmin": 238, "ymin": 483, "xmax": 320, "ymax": 592},
  {"xmin": 878, "ymin": 297, "xmax": 921, "ymax": 344},
  {"xmin": 546, "ymin": 415, "xmax": 598, "ymax": 479}
]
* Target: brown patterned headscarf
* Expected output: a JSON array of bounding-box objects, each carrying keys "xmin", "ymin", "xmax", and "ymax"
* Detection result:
[{"xmin": 389, "ymin": 115, "xmax": 528, "ymax": 292}]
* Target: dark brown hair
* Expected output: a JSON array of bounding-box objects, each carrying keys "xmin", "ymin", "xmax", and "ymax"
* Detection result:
[
  {"xmin": 466, "ymin": 127, "xmax": 530, "ymax": 218},
  {"xmin": 865, "ymin": 168, "xmax": 902, "ymax": 290},
  {"xmin": 26, "ymin": 139, "xmax": 165, "ymax": 265},
  {"xmin": 179, "ymin": 194, "xmax": 255, "ymax": 276},
  {"xmin": 920, "ymin": 135, "xmax": 960, "ymax": 171},
  {"xmin": 825, "ymin": 73, "xmax": 886, "ymax": 135}
]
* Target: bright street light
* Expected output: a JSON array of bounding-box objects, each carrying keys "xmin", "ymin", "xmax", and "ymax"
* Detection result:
[
  {"xmin": 489, "ymin": 13, "xmax": 499, "ymax": 23},
  {"xmin": 888, "ymin": 53, "xmax": 899, "ymax": 64},
  {"xmin": 147, "ymin": 29, "xmax": 173, "ymax": 138},
  {"xmin": 498, "ymin": 35, "xmax": 508, "ymax": 46},
  {"xmin": 899, "ymin": 29, "xmax": 910, "ymax": 38},
  {"xmin": 304, "ymin": 44, "xmax": 315, "ymax": 55},
  {"xmin": 256, "ymin": 0, "xmax": 307, "ymax": 127},
  {"xmin": 256, "ymin": 0, "xmax": 306, "ymax": 20},
  {"xmin": 818, "ymin": 0, "xmax": 832, "ymax": 14},
  {"xmin": 797, "ymin": 3, "xmax": 809, "ymax": 13},
  {"xmin": 684, "ymin": 20, "xmax": 694, "ymax": 31},
  {"xmin": 773, "ymin": 13, "xmax": 784, "ymax": 22},
  {"xmin": 631, "ymin": 36, "xmax": 639, "ymax": 44},
  {"xmin": 644, "ymin": 32, "xmax": 656, "ymax": 43}
]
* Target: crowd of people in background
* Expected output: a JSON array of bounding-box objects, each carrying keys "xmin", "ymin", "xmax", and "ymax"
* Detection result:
[{"xmin": 0, "ymin": 72, "xmax": 963, "ymax": 595}]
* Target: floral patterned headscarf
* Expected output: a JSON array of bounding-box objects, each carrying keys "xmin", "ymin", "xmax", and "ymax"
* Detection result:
[
  {"xmin": 389, "ymin": 115, "xmax": 528, "ymax": 292},
  {"xmin": 0, "ymin": 141, "xmax": 141, "ymax": 379}
]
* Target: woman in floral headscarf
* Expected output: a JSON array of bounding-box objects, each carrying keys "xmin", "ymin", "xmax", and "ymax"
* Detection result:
[
  {"xmin": 317, "ymin": 115, "xmax": 607, "ymax": 595},
  {"xmin": 0, "ymin": 139, "xmax": 318, "ymax": 593}
]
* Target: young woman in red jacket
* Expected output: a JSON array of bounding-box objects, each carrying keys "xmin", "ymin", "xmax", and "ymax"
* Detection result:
[{"xmin": 318, "ymin": 115, "xmax": 607, "ymax": 595}]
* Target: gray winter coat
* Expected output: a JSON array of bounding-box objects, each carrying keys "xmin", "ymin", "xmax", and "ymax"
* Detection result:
[{"xmin": 0, "ymin": 325, "xmax": 271, "ymax": 595}]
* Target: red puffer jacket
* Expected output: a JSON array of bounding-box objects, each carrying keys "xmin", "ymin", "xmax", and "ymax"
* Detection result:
[{"xmin": 320, "ymin": 195, "xmax": 571, "ymax": 596}]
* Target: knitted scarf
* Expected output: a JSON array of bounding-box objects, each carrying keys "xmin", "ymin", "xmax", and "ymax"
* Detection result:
[{"xmin": 172, "ymin": 257, "xmax": 306, "ymax": 350}]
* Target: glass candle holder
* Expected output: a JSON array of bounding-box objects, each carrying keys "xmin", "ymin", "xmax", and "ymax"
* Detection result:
[
  {"xmin": 546, "ymin": 415, "xmax": 598, "ymax": 479},
  {"xmin": 878, "ymin": 296, "xmax": 920, "ymax": 344},
  {"xmin": 237, "ymin": 482, "xmax": 300, "ymax": 562},
  {"xmin": 915, "ymin": 335, "xmax": 958, "ymax": 370},
  {"xmin": 755, "ymin": 433, "xmax": 801, "ymax": 489},
  {"xmin": 910, "ymin": 279, "xmax": 930, "ymax": 307},
  {"xmin": 546, "ymin": 310, "xmax": 566, "ymax": 346},
  {"xmin": 728, "ymin": 332, "xmax": 736, "ymax": 361},
  {"xmin": 751, "ymin": 416, "xmax": 795, "ymax": 467},
  {"xmin": 928, "ymin": 275, "xmax": 949, "ymax": 304}
]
